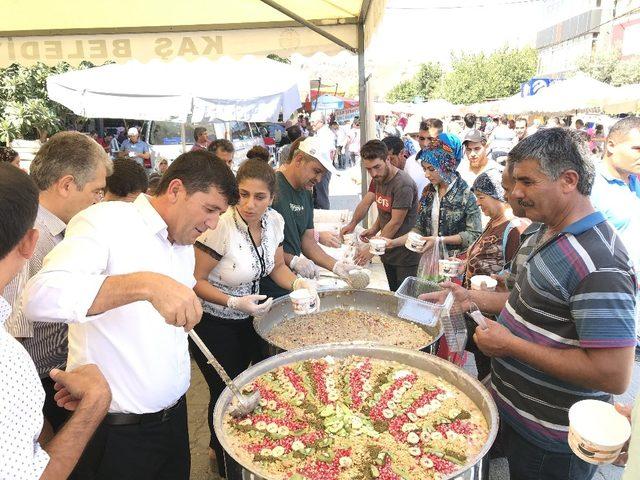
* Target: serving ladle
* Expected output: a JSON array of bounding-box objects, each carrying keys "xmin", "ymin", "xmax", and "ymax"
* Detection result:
[{"xmin": 187, "ymin": 330, "xmax": 260, "ymax": 417}]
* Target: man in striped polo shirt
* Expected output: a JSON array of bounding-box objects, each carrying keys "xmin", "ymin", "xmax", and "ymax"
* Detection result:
[{"xmin": 474, "ymin": 128, "xmax": 637, "ymax": 480}]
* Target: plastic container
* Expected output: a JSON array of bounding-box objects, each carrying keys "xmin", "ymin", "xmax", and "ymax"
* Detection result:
[
  {"xmin": 394, "ymin": 277, "xmax": 453, "ymax": 327},
  {"xmin": 290, "ymin": 289, "xmax": 317, "ymax": 315},
  {"xmin": 568, "ymin": 399, "xmax": 631, "ymax": 465},
  {"xmin": 369, "ymin": 238, "xmax": 386, "ymax": 255},
  {"xmin": 470, "ymin": 275, "xmax": 497, "ymax": 291},
  {"xmin": 441, "ymin": 305, "xmax": 469, "ymax": 353},
  {"xmin": 405, "ymin": 231, "xmax": 426, "ymax": 252}
]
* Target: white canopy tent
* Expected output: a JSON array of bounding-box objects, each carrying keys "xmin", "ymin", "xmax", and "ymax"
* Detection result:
[
  {"xmin": 602, "ymin": 84, "xmax": 640, "ymax": 114},
  {"xmin": 523, "ymin": 75, "xmax": 616, "ymax": 114},
  {"xmin": 46, "ymin": 57, "xmax": 306, "ymax": 123},
  {"xmin": 4, "ymin": 0, "xmax": 387, "ymax": 199}
]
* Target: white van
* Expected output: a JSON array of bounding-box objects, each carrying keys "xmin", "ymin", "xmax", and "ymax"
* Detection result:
[{"xmin": 141, "ymin": 120, "xmax": 265, "ymax": 169}]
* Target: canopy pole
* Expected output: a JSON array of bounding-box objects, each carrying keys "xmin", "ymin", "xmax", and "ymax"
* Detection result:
[
  {"xmin": 357, "ymin": 20, "xmax": 372, "ymax": 227},
  {"xmin": 258, "ymin": 0, "xmax": 357, "ymax": 53},
  {"xmin": 181, "ymin": 123, "xmax": 186, "ymax": 153}
]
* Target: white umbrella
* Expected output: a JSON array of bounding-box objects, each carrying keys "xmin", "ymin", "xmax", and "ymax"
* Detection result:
[
  {"xmin": 413, "ymin": 99, "xmax": 455, "ymax": 119},
  {"xmin": 602, "ymin": 84, "xmax": 640, "ymax": 114},
  {"xmin": 46, "ymin": 57, "xmax": 304, "ymax": 123},
  {"xmin": 524, "ymin": 75, "xmax": 616, "ymax": 114}
]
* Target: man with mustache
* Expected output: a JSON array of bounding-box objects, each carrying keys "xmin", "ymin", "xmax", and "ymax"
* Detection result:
[
  {"xmin": 473, "ymin": 128, "xmax": 636, "ymax": 480},
  {"xmin": 260, "ymin": 137, "xmax": 359, "ymax": 299}
]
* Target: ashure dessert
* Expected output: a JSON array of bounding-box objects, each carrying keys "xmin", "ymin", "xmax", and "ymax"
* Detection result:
[
  {"xmin": 266, "ymin": 308, "xmax": 434, "ymax": 350},
  {"xmin": 223, "ymin": 356, "xmax": 489, "ymax": 480}
]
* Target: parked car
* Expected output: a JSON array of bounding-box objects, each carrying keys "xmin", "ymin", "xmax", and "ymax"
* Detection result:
[
  {"xmin": 256, "ymin": 122, "xmax": 286, "ymax": 146},
  {"xmin": 141, "ymin": 120, "xmax": 265, "ymax": 170}
]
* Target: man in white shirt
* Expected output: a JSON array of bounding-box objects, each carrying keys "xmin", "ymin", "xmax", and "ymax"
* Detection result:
[
  {"xmin": 309, "ymin": 110, "xmax": 335, "ymax": 209},
  {"xmin": 24, "ymin": 151, "xmax": 239, "ymax": 479},
  {"xmin": 0, "ymin": 163, "xmax": 111, "ymax": 480},
  {"xmin": 488, "ymin": 115, "xmax": 517, "ymax": 162},
  {"xmin": 458, "ymin": 129, "xmax": 501, "ymax": 186},
  {"xmin": 3, "ymin": 131, "xmax": 111, "ymax": 437}
]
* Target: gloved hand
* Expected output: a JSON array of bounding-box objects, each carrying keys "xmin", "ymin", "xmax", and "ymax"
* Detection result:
[
  {"xmin": 332, "ymin": 261, "xmax": 360, "ymax": 278},
  {"xmin": 292, "ymin": 277, "xmax": 320, "ymax": 313},
  {"xmin": 227, "ymin": 295, "xmax": 273, "ymax": 316},
  {"xmin": 290, "ymin": 255, "xmax": 319, "ymax": 279}
]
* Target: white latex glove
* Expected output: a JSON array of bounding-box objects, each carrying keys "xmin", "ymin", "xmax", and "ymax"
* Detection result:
[
  {"xmin": 227, "ymin": 294, "xmax": 273, "ymax": 316},
  {"xmin": 332, "ymin": 261, "xmax": 360, "ymax": 278},
  {"xmin": 290, "ymin": 255, "xmax": 319, "ymax": 279}
]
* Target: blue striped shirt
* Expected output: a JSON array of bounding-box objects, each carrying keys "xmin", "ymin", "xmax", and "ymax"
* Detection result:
[{"xmin": 492, "ymin": 211, "xmax": 637, "ymax": 452}]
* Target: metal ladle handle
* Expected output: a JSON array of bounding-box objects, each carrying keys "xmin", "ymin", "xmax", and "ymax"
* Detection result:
[{"xmin": 187, "ymin": 329, "xmax": 246, "ymax": 401}]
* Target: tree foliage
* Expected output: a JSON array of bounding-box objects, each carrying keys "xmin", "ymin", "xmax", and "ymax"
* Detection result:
[
  {"xmin": 577, "ymin": 50, "xmax": 640, "ymax": 86},
  {"xmin": 386, "ymin": 62, "xmax": 443, "ymax": 102},
  {"xmin": 0, "ymin": 62, "xmax": 93, "ymax": 145},
  {"xmin": 437, "ymin": 47, "xmax": 538, "ymax": 104}
]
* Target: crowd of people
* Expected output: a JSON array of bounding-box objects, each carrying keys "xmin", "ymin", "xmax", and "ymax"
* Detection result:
[{"xmin": 0, "ymin": 109, "xmax": 639, "ymax": 480}]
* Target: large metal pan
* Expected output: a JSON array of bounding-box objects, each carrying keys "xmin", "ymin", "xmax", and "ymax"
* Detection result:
[
  {"xmin": 253, "ymin": 288, "xmax": 443, "ymax": 357},
  {"xmin": 214, "ymin": 342, "xmax": 499, "ymax": 480}
]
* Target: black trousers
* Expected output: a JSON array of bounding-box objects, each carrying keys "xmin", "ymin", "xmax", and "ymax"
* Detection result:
[
  {"xmin": 72, "ymin": 398, "xmax": 190, "ymax": 480},
  {"xmin": 383, "ymin": 263, "xmax": 418, "ymax": 292},
  {"xmin": 189, "ymin": 312, "xmax": 262, "ymax": 476},
  {"xmin": 41, "ymin": 375, "xmax": 71, "ymax": 432}
]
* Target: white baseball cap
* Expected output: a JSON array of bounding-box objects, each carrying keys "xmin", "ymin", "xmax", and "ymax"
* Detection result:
[
  {"xmin": 127, "ymin": 127, "xmax": 139, "ymax": 136},
  {"xmin": 297, "ymin": 136, "xmax": 337, "ymax": 174}
]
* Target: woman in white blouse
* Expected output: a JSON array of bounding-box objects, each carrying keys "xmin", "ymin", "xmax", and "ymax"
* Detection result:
[{"xmin": 192, "ymin": 158, "xmax": 310, "ymax": 475}]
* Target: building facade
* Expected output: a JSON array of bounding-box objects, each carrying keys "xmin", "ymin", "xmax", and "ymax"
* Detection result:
[{"xmin": 536, "ymin": 0, "xmax": 640, "ymax": 76}]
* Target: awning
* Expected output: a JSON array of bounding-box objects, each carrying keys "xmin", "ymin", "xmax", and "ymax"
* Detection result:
[
  {"xmin": 0, "ymin": 0, "xmax": 386, "ymax": 66},
  {"xmin": 47, "ymin": 57, "xmax": 305, "ymax": 122}
]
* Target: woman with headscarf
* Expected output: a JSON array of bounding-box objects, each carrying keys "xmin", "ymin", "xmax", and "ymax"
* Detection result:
[
  {"xmin": 461, "ymin": 168, "xmax": 531, "ymax": 380},
  {"xmin": 386, "ymin": 134, "xmax": 482, "ymax": 255},
  {"xmin": 464, "ymin": 168, "xmax": 531, "ymax": 287}
]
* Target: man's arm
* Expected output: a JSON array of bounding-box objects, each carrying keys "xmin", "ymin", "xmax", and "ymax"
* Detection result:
[
  {"xmin": 419, "ymin": 280, "xmax": 509, "ymax": 315},
  {"xmin": 378, "ymin": 208, "xmax": 408, "ymax": 239},
  {"xmin": 2, "ymin": 264, "xmax": 32, "ymax": 338},
  {"xmin": 301, "ymin": 229, "xmax": 337, "ymax": 272},
  {"xmin": 40, "ymin": 366, "xmax": 111, "ymax": 480},
  {"xmin": 24, "ymin": 212, "xmax": 201, "ymax": 331},
  {"xmin": 342, "ymin": 192, "xmax": 375, "ymax": 234},
  {"xmin": 475, "ymin": 321, "xmax": 635, "ymax": 394}
]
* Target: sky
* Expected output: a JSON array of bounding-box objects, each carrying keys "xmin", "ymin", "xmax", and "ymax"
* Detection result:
[{"xmin": 292, "ymin": 0, "xmax": 578, "ymax": 99}]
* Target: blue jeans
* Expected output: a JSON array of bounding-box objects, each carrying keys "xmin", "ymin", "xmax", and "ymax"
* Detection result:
[{"xmin": 493, "ymin": 421, "xmax": 599, "ymax": 480}]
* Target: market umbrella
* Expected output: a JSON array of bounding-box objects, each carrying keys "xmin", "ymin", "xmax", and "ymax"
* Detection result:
[
  {"xmin": 46, "ymin": 56, "xmax": 304, "ymax": 123},
  {"xmin": 602, "ymin": 84, "xmax": 640, "ymax": 114},
  {"xmin": 524, "ymin": 75, "xmax": 617, "ymax": 114}
]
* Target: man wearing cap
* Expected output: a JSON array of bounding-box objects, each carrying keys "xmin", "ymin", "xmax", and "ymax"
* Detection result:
[
  {"xmin": 120, "ymin": 127, "xmax": 151, "ymax": 170},
  {"xmin": 459, "ymin": 129, "xmax": 501, "ymax": 187},
  {"xmin": 260, "ymin": 137, "xmax": 358, "ymax": 299},
  {"xmin": 309, "ymin": 111, "xmax": 334, "ymax": 209}
]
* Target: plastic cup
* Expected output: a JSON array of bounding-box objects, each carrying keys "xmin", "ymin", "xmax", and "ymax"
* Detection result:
[
  {"xmin": 405, "ymin": 231, "xmax": 426, "ymax": 252},
  {"xmin": 470, "ymin": 275, "xmax": 497, "ymax": 291},
  {"xmin": 290, "ymin": 288, "xmax": 316, "ymax": 315},
  {"xmin": 439, "ymin": 259, "xmax": 464, "ymax": 278},
  {"xmin": 568, "ymin": 400, "xmax": 631, "ymax": 465},
  {"xmin": 369, "ymin": 238, "xmax": 387, "ymax": 255}
]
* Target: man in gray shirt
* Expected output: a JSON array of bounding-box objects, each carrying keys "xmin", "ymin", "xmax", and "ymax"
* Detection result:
[
  {"xmin": 355, "ymin": 140, "xmax": 420, "ymax": 290},
  {"xmin": 3, "ymin": 131, "xmax": 111, "ymax": 433}
]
